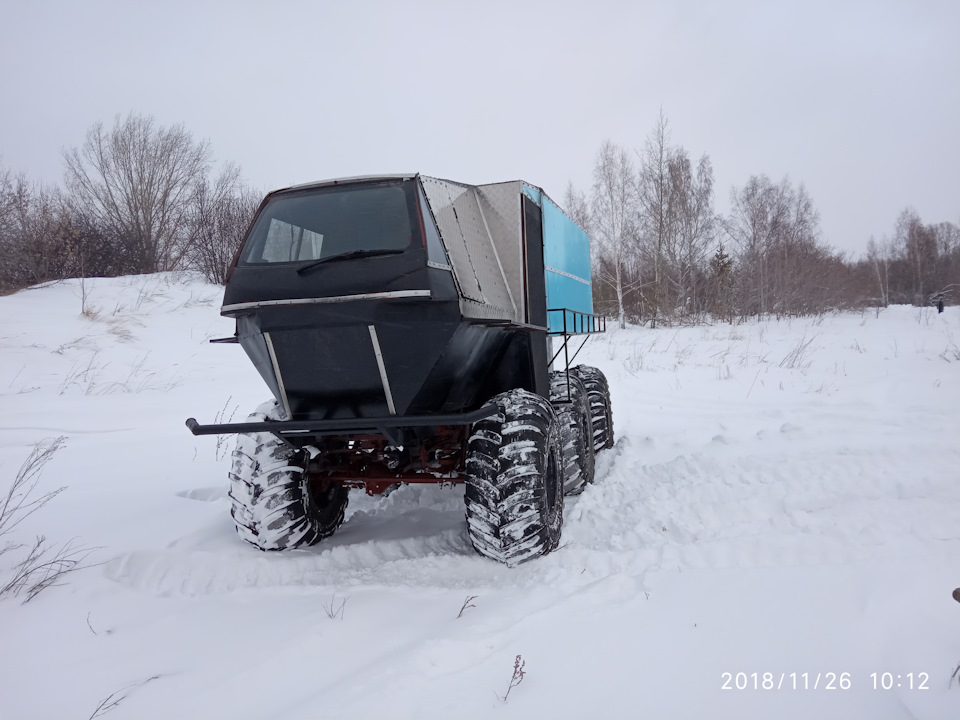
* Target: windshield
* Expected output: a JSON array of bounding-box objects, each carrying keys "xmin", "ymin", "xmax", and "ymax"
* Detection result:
[{"xmin": 241, "ymin": 180, "xmax": 420, "ymax": 265}]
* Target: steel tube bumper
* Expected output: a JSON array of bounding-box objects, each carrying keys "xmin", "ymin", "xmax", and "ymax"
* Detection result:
[{"xmin": 185, "ymin": 404, "xmax": 502, "ymax": 438}]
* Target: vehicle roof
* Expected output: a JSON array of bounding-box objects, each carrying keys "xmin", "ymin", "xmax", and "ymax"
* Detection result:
[
  {"xmin": 269, "ymin": 175, "xmax": 560, "ymax": 212},
  {"xmin": 275, "ymin": 174, "xmax": 418, "ymax": 193}
]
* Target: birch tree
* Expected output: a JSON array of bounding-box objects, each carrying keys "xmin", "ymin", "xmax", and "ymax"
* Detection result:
[
  {"xmin": 894, "ymin": 208, "xmax": 938, "ymax": 303},
  {"xmin": 590, "ymin": 141, "xmax": 638, "ymax": 329},
  {"xmin": 562, "ymin": 181, "xmax": 591, "ymax": 235},
  {"xmin": 865, "ymin": 236, "xmax": 891, "ymax": 307},
  {"xmin": 725, "ymin": 175, "xmax": 791, "ymax": 317},
  {"xmin": 637, "ymin": 110, "xmax": 673, "ymax": 328},
  {"xmin": 667, "ymin": 150, "xmax": 715, "ymax": 319}
]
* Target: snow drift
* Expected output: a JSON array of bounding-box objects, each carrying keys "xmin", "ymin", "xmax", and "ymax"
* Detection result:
[{"xmin": 1, "ymin": 273, "xmax": 958, "ymax": 719}]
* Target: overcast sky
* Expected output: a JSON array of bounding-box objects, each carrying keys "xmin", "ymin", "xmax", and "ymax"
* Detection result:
[{"xmin": 1, "ymin": 0, "xmax": 957, "ymax": 256}]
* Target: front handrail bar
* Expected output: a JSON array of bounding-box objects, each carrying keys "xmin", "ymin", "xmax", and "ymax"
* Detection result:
[
  {"xmin": 185, "ymin": 404, "xmax": 502, "ymax": 438},
  {"xmin": 546, "ymin": 308, "xmax": 607, "ymax": 336}
]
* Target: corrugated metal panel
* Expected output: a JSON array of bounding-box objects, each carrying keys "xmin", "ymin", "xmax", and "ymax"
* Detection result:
[
  {"xmin": 476, "ymin": 181, "xmax": 525, "ymax": 322},
  {"xmin": 421, "ymin": 176, "xmax": 517, "ymax": 322},
  {"xmin": 453, "ymin": 188, "xmax": 514, "ymax": 315},
  {"xmin": 420, "ymin": 176, "xmax": 592, "ymax": 329},
  {"xmin": 421, "ymin": 177, "xmax": 483, "ymax": 303}
]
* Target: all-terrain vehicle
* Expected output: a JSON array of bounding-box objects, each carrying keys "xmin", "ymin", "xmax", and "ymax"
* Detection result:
[{"xmin": 186, "ymin": 174, "xmax": 613, "ymax": 566}]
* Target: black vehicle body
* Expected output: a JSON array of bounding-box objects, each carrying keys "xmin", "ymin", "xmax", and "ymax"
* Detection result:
[
  {"xmin": 219, "ymin": 175, "xmax": 551, "ymax": 439},
  {"xmin": 187, "ymin": 174, "xmax": 608, "ymax": 563}
]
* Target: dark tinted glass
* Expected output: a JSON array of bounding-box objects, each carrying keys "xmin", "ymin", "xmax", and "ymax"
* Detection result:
[{"xmin": 241, "ymin": 180, "xmax": 419, "ymax": 264}]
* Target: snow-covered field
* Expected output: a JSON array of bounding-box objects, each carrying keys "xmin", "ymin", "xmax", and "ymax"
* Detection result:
[{"xmin": 1, "ymin": 273, "xmax": 959, "ymax": 720}]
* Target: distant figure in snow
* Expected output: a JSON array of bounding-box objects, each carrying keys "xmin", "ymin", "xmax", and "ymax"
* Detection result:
[{"xmin": 937, "ymin": 298, "xmax": 944, "ymax": 313}]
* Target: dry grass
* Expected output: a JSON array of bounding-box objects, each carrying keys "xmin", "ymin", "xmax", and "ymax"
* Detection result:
[{"xmin": 0, "ymin": 437, "xmax": 97, "ymax": 603}]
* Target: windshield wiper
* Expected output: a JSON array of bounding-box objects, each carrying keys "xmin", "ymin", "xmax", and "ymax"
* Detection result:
[{"xmin": 297, "ymin": 248, "xmax": 407, "ymax": 276}]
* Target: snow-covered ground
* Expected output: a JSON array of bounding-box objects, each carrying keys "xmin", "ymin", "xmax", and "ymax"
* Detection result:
[{"xmin": 1, "ymin": 273, "xmax": 959, "ymax": 720}]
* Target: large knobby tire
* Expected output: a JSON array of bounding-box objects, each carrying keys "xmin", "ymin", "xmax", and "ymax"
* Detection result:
[
  {"xmin": 573, "ymin": 365, "xmax": 614, "ymax": 452},
  {"xmin": 228, "ymin": 400, "xmax": 348, "ymax": 550},
  {"xmin": 464, "ymin": 389, "xmax": 564, "ymax": 566},
  {"xmin": 549, "ymin": 371, "xmax": 596, "ymax": 495}
]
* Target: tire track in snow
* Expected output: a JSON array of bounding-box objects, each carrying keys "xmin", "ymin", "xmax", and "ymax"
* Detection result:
[
  {"xmin": 564, "ymin": 433, "xmax": 960, "ymax": 574},
  {"xmin": 104, "ymin": 425, "xmax": 960, "ymax": 597}
]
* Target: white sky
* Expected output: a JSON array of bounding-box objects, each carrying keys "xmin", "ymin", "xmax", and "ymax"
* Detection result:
[{"xmin": 1, "ymin": 0, "xmax": 957, "ymax": 256}]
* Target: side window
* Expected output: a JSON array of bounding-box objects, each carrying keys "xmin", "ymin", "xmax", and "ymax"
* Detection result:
[{"xmin": 419, "ymin": 188, "xmax": 450, "ymax": 266}]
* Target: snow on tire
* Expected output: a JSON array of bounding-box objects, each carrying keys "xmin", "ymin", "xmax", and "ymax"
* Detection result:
[
  {"xmin": 549, "ymin": 371, "xmax": 596, "ymax": 495},
  {"xmin": 228, "ymin": 400, "xmax": 348, "ymax": 551},
  {"xmin": 464, "ymin": 389, "xmax": 564, "ymax": 566},
  {"xmin": 573, "ymin": 365, "xmax": 614, "ymax": 452}
]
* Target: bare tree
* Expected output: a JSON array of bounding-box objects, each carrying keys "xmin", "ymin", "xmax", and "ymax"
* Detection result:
[
  {"xmin": 771, "ymin": 182, "xmax": 823, "ymax": 315},
  {"xmin": 63, "ymin": 113, "xmax": 211, "ymax": 274},
  {"xmin": 0, "ymin": 162, "xmax": 15, "ymax": 240},
  {"xmin": 932, "ymin": 221, "xmax": 960, "ymax": 260},
  {"xmin": 725, "ymin": 174, "xmax": 791, "ymax": 317},
  {"xmin": 10, "ymin": 184, "xmax": 69, "ymax": 286},
  {"xmin": 185, "ymin": 164, "xmax": 261, "ymax": 284},
  {"xmin": 0, "ymin": 166, "xmax": 29, "ymax": 290},
  {"xmin": 667, "ymin": 149, "xmax": 715, "ymax": 320},
  {"xmin": 866, "ymin": 236, "xmax": 892, "ymax": 307},
  {"xmin": 0, "ymin": 168, "xmax": 77, "ymax": 291},
  {"xmin": 931, "ymin": 220, "xmax": 960, "ymax": 302},
  {"xmin": 562, "ymin": 181, "xmax": 591, "ymax": 235},
  {"xmin": 591, "ymin": 141, "xmax": 639, "ymax": 328},
  {"xmin": 857, "ymin": 212, "xmax": 959, "ymax": 308},
  {"xmin": 709, "ymin": 242, "xmax": 734, "ymax": 321},
  {"xmin": 637, "ymin": 110, "xmax": 674, "ymax": 328},
  {"xmin": 725, "ymin": 175, "xmax": 837, "ymax": 317},
  {"xmin": 894, "ymin": 208, "xmax": 939, "ymax": 304}
]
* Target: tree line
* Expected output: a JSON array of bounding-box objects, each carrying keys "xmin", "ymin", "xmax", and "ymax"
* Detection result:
[
  {"xmin": 566, "ymin": 112, "xmax": 959, "ymax": 326},
  {"xmin": 0, "ymin": 112, "xmax": 260, "ymax": 293},
  {"xmin": 2, "ymin": 110, "xmax": 958, "ymax": 322}
]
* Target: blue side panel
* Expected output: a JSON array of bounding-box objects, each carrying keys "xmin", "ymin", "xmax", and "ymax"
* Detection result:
[
  {"xmin": 524, "ymin": 187, "xmax": 593, "ymax": 332},
  {"xmin": 545, "ymin": 274, "xmax": 594, "ymax": 332}
]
